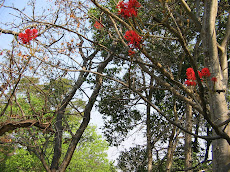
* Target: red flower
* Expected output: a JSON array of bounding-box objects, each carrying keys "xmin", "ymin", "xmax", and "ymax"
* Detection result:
[
  {"xmin": 124, "ymin": 30, "xmax": 142, "ymax": 48},
  {"xmin": 191, "ymin": 81, "xmax": 197, "ymax": 86},
  {"xmin": 201, "ymin": 68, "xmax": 211, "ymax": 77},
  {"xmin": 18, "ymin": 29, "xmax": 38, "ymax": 44},
  {"xmin": 198, "ymin": 71, "xmax": 204, "ymax": 81},
  {"xmin": 117, "ymin": 1, "xmax": 125, "ymax": 9},
  {"xmin": 128, "ymin": 0, "xmax": 141, "ymax": 8},
  {"xmin": 128, "ymin": 49, "xmax": 135, "ymax": 56},
  {"xmin": 94, "ymin": 21, "xmax": 103, "ymax": 29},
  {"xmin": 185, "ymin": 80, "xmax": 196, "ymax": 86},
  {"xmin": 117, "ymin": 0, "xmax": 140, "ymax": 18},
  {"xmin": 186, "ymin": 68, "xmax": 196, "ymax": 80},
  {"xmin": 198, "ymin": 71, "xmax": 203, "ymax": 78},
  {"xmin": 184, "ymin": 80, "xmax": 191, "ymax": 86},
  {"xmin": 211, "ymin": 77, "xmax": 217, "ymax": 82},
  {"xmin": 185, "ymin": 67, "xmax": 211, "ymax": 86}
]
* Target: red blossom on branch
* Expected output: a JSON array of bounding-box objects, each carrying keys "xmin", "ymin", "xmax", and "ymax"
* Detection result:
[
  {"xmin": 117, "ymin": 0, "xmax": 141, "ymax": 18},
  {"xmin": 185, "ymin": 67, "xmax": 213, "ymax": 86},
  {"xmin": 185, "ymin": 68, "xmax": 201, "ymax": 86},
  {"xmin": 128, "ymin": 49, "xmax": 135, "ymax": 56},
  {"xmin": 124, "ymin": 30, "xmax": 142, "ymax": 48},
  {"xmin": 201, "ymin": 68, "xmax": 211, "ymax": 77},
  {"xmin": 185, "ymin": 80, "xmax": 197, "ymax": 86},
  {"xmin": 94, "ymin": 21, "xmax": 103, "ymax": 29},
  {"xmin": 198, "ymin": 71, "xmax": 203, "ymax": 80},
  {"xmin": 128, "ymin": 0, "xmax": 141, "ymax": 8},
  {"xmin": 211, "ymin": 77, "xmax": 217, "ymax": 82},
  {"xmin": 186, "ymin": 68, "xmax": 196, "ymax": 80},
  {"xmin": 18, "ymin": 29, "xmax": 38, "ymax": 44}
]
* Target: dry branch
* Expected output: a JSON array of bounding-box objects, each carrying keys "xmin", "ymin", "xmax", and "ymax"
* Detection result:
[{"xmin": 0, "ymin": 119, "xmax": 53, "ymax": 136}]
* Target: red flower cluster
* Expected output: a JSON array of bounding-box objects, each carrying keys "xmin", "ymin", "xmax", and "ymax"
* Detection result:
[
  {"xmin": 128, "ymin": 49, "xmax": 135, "ymax": 56},
  {"xmin": 185, "ymin": 67, "xmax": 215, "ymax": 86},
  {"xmin": 211, "ymin": 77, "xmax": 217, "ymax": 82},
  {"xmin": 185, "ymin": 80, "xmax": 197, "ymax": 86},
  {"xmin": 94, "ymin": 21, "xmax": 103, "ymax": 29},
  {"xmin": 185, "ymin": 68, "xmax": 197, "ymax": 86},
  {"xmin": 124, "ymin": 30, "xmax": 142, "ymax": 48},
  {"xmin": 116, "ymin": 0, "xmax": 141, "ymax": 18},
  {"xmin": 186, "ymin": 68, "xmax": 196, "ymax": 80},
  {"xmin": 18, "ymin": 29, "xmax": 38, "ymax": 44},
  {"xmin": 201, "ymin": 68, "xmax": 211, "ymax": 77}
]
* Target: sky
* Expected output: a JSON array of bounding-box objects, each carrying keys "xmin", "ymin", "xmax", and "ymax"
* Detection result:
[{"xmin": 0, "ymin": 0, "xmax": 17, "ymax": 49}]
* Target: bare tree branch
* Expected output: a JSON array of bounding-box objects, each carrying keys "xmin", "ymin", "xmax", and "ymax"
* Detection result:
[
  {"xmin": 178, "ymin": 0, "xmax": 202, "ymax": 31},
  {"xmin": 0, "ymin": 119, "xmax": 53, "ymax": 136}
]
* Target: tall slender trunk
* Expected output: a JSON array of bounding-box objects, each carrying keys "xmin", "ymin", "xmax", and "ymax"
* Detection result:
[
  {"xmin": 210, "ymin": 87, "xmax": 230, "ymax": 172},
  {"xmin": 146, "ymin": 107, "xmax": 153, "ymax": 172},
  {"xmin": 166, "ymin": 99, "xmax": 179, "ymax": 172},
  {"xmin": 147, "ymin": 78, "xmax": 153, "ymax": 172},
  {"xmin": 50, "ymin": 111, "xmax": 63, "ymax": 171},
  {"xmin": 166, "ymin": 126, "xmax": 178, "ymax": 172},
  {"xmin": 58, "ymin": 54, "xmax": 113, "ymax": 172},
  {"xmin": 202, "ymin": 1, "xmax": 230, "ymax": 171},
  {"xmin": 184, "ymin": 103, "xmax": 192, "ymax": 171}
]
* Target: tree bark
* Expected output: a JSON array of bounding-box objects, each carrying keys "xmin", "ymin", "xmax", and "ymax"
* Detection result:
[
  {"xmin": 58, "ymin": 53, "xmax": 113, "ymax": 172},
  {"xmin": 166, "ymin": 126, "xmax": 178, "ymax": 172},
  {"xmin": 0, "ymin": 120, "xmax": 53, "ymax": 136},
  {"xmin": 50, "ymin": 110, "xmax": 64, "ymax": 171},
  {"xmin": 146, "ymin": 79, "xmax": 153, "ymax": 172},
  {"xmin": 166, "ymin": 99, "xmax": 179, "ymax": 172},
  {"xmin": 202, "ymin": 1, "xmax": 230, "ymax": 171},
  {"xmin": 49, "ymin": 67, "xmax": 89, "ymax": 171},
  {"xmin": 184, "ymin": 103, "xmax": 192, "ymax": 171}
]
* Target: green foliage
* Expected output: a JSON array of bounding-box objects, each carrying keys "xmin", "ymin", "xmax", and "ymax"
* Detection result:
[
  {"xmin": 16, "ymin": 77, "xmax": 40, "ymax": 94},
  {"xmin": 0, "ymin": 77, "xmax": 115, "ymax": 171},
  {"xmin": 43, "ymin": 78, "xmax": 73, "ymax": 106},
  {"xmin": 117, "ymin": 145, "xmax": 148, "ymax": 172},
  {"xmin": 1, "ymin": 148, "xmax": 45, "ymax": 172},
  {"xmin": 98, "ymin": 84, "xmax": 142, "ymax": 146},
  {"xmin": 0, "ymin": 144, "xmax": 15, "ymax": 171},
  {"xmin": 66, "ymin": 126, "xmax": 116, "ymax": 172},
  {"xmin": 0, "ymin": 125, "xmax": 115, "ymax": 172}
]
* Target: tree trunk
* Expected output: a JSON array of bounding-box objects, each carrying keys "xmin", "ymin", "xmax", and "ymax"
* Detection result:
[
  {"xmin": 146, "ymin": 116, "xmax": 153, "ymax": 172},
  {"xmin": 50, "ymin": 111, "xmax": 63, "ymax": 171},
  {"xmin": 146, "ymin": 78, "xmax": 153, "ymax": 172},
  {"xmin": 202, "ymin": 1, "xmax": 230, "ymax": 171},
  {"xmin": 58, "ymin": 53, "xmax": 113, "ymax": 172},
  {"xmin": 166, "ymin": 99, "xmax": 179, "ymax": 172},
  {"xmin": 166, "ymin": 126, "xmax": 178, "ymax": 172},
  {"xmin": 184, "ymin": 103, "xmax": 192, "ymax": 171}
]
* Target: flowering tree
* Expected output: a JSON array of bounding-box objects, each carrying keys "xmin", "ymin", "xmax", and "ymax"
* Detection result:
[
  {"xmin": 89, "ymin": 0, "xmax": 230, "ymax": 171},
  {"xmin": 0, "ymin": 0, "xmax": 115, "ymax": 171},
  {"xmin": 0, "ymin": 0, "xmax": 230, "ymax": 171}
]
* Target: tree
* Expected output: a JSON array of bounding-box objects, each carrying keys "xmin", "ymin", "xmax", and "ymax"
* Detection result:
[
  {"xmin": 117, "ymin": 145, "xmax": 148, "ymax": 172},
  {"xmin": 1, "ymin": 0, "xmax": 230, "ymax": 171},
  {"xmin": 1, "ymin": 148, "xmax": 45, "ymax": 172},
  {"xmin": 0, "ymin": 78, "xmax": 115, "ymax": 171},
  {"xmin": 0, "ymin": 0, "xmax": 115, "ymax": 171},
  {"xmin": 88, "ymin": 0, "xmax": 230, "ymax": 171},
  {"xmin": 0, "ymin": 124, "xmax": 114, "ymax": 172}
]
